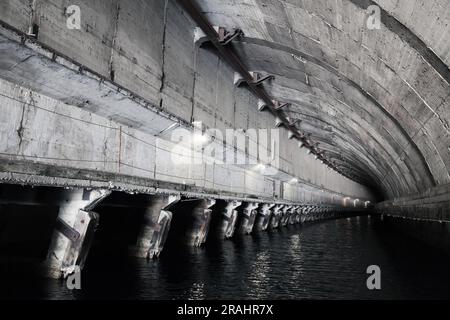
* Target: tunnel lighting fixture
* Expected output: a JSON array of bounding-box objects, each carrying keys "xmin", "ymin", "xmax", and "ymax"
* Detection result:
[
  {"xmin": 307, "ymin": 149, "xmax": 313, "ymax": 155},
  {"xmin": 274, "ymin": 118, "xmax": 283, "ymax": 128},
  {"xmin": 289, "ymin": 178, "xmax": 299, "ymax": 184},
  {"xmin": 257, "ymin": 99, "xmax": 268, "ymax": 112},
  {"xmin": 254, "ymin": 163, "xmax": 266, "ymax": 172},
  {"xmin": 298, "ymin": 141, "xmax": 305, "ymax": 148},
  {"xmin": 193, "ymin": 132, "xmax": 209, "ymax": 145},
  {"xmin": 288, "ymin": 131, "xmax": 295, "ymax": 139},
  {"xmin": 343, "ymin": 197, "xmax": 351, "ymax": 207}
]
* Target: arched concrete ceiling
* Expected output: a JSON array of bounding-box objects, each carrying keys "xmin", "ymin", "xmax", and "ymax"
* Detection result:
[{"xmin": 195, "ymin": 0, "xmax": 450, "ymax": 199}]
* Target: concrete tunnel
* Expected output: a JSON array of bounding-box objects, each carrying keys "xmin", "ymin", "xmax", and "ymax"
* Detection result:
[{"xmin": 0, "ymin": 0, "xmax": 449, "ymax": 280}]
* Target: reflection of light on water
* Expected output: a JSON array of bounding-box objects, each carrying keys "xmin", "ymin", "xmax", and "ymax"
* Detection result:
[
  {"xmin": 187, "ymin": 282, "xmax": 205, "ymax": 300},
  {"xmin": 288, "ymin": 234, "xmax": 305, "ymax": 286},
  {"xmin": 248, "ymin": 252, "xmax": 270, "ymax": 298},
  {"xmin": 290, "ymin": 234, "xmax": 301, "ymax": 250}
]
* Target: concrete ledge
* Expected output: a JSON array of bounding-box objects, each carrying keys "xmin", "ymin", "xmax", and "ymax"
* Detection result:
[
  {"xmin": 375, "ymin": 183, "xmax": 450, "ymax": 222},
  {"xmin": 0, "ymin": 158, "xmax": 363, "ymax": 209}
]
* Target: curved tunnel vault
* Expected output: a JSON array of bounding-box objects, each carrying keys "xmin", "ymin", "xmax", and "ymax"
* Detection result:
[
  {"xmin": 0, "ymin": 0, "xmax": 450, "ymax": 280},
  {"xmin": 194, "ymin": 0, "xmax": 450, "ymax": 200}
]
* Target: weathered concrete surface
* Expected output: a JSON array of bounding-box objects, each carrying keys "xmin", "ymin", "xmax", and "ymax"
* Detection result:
[
  {"xmin": 45, "ymin": 189, "xmax": 110, "ymax": 279},
  {"xmin": 375, "ymin": 183, "xmax": 450, "ymax": 222},
  {"xmin": 131, "ymin": 195, "xmax": 179, "ymax": 259},
  {"xmin": 236, "ymin": 202, "xmax": 260, "ymax": 234},
  {"xmin": 0, "ymin": 0, "xmax": 375, "ymax": 209},
  {"xmin": 214, "ymin": 200, "xmax": 242, "ymax": 239},
  {"xmin": 196, "ymin": 0, "xmax": 450, "ymax": 199},
  {"xmin": 269, "ymin": 204, "xmax": 284, "ymax": 229},
  {"xmin": 0, "ymin": 77, "xmax": 371, "ymax": 206},
  {"xmin": 188, "ymin": 199, "xmax": 215, "ymax": 247},
  {"xmin": 1, "ymin": 0, "xmax": 448, "ymax": 223},
  {"xmin": 280, "ymin": 205, "xmax": 293, "ymax": 227},
  {"xmin": 254, "ymin": 203, "xmax": 276, "ymax": 231}
]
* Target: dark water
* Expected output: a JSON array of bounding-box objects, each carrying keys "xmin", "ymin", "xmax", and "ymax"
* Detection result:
[{"xmin": 2, "ymin": 215, "xmax": 450, "ymax": 300}]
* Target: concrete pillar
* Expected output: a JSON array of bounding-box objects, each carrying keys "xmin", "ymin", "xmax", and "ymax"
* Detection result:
[
  {"xmin": 131, "ymin": 195, "xmax": 179, "ymax": 259},
  {"xmin": 254, "ymin": 203, "xmax": 276, "ymax": 231},
  {"xmin": 289, "ymin": 206, "xmax": 300, "ymax": 225},
  {"xmin": 45, "ymin": 189, "xmax": 110, "ymax": 279},
  {"xmin": 237, "ymin": 202, "xmax": 260, "ymax": 234},
  {"xmin": 299, "ymin": 206, "xmax": 306, "ymax": 223},
  {"xmin": 316, "ymin": 207, "xmax": 322, "ymax": 221},
  {"xmin": 280, "ymin": 205, "xmax": 293, "ymax": 227},
  {"xmin": 294, "ymin": 206, "xmax": 302, "ymax": 224},
  {"xmin": 189, "ymin": 199, "xmax": 215, "ymax": 247},
  {"xmin": 310, "ymin": 206, "xmax": 318, "ymax": 221},
  {"xmin": 218, "ymin": 200, "xmax": 242, "ymax": 239},
  {"xmin": 269, "ymin": 205, "xmax": 283, "ymax": 229},
  {"xmin": 304, "ymin": 206, "xmax": 312, "ymax": 222}
]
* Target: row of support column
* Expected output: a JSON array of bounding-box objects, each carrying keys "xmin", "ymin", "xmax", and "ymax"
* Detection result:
[{"xmin": 44, "ymin": 188, "xmax": 348, "ymax": 279}]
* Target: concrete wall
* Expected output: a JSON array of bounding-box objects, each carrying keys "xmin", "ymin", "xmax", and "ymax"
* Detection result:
[
  {"xmin": 194, "ymin": 0, "xmax": 450, "ymax": 199},
  {"xmin": 375, "ymin": 183, "xmax": 450, "ymax": 222},
  {"xmin": 0, "ymin": 77, "xmax": 372, "ymax": 204},
  {"xmin": 0, "ymin": 0, "xmax": 374, "ymax": 204}
]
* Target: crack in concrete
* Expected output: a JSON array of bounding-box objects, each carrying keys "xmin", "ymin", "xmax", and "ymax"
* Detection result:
[
  {"xmin": 16, "ymin": 105, "xmax": 25, "ymax": 152},
  {"xmin": 103, "ymin": 132, "xmax": 108, "ymax": 166},
  {"xmin": 17, "ymin": 91, "xmax": 37, "ymax": 152},
  {"xmin": 8, "ymin": 54, "xmax": 34, "ymax": 71},
  {"xmin": 402, "ymin": 78, "xmax": 450, "ymax": 136},
  {"xmin": 109, "ymin": 2, "xmax": 121, "ymax": 82},
  {"xmin": 159, "ymin": 0, "xmax": 169, "ymax": 109},
  {"xmin": 16, "ymin": 92, "xmax": 34, "ymax": 153}
]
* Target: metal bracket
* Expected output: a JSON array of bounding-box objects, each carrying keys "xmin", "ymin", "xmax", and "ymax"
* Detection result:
[
  {"xmin": 288, "ymin": 118, "xmax": 302, "ymax": 126},
  {"xmin": 234, "ymin": 72, "xmax": 274, "ymax": 87},
  {"xmin": 55, "ymin": 217, "xmax": 80, "ymax": 243},
  {"xmin": 249, "ymin": 72, "xmax": 274, "ymax": 86},
  {"xmin": 218, "ymin": 27, "xmax": 243, "ymax": 45},
  {"xmin": 257, "ymin": 99, "xmax": 268, "ymax": 111},
  {"xmin": 274, "ymin": 101, "xmax": 290, "ymax": 111}
]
